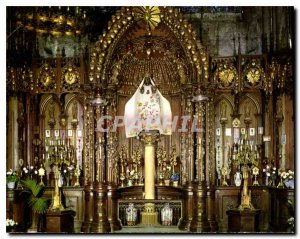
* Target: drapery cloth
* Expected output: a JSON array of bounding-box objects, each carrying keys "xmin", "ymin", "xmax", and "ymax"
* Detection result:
[{"xmin": 124, "ymin": 78, "xmax": 172, "ymax": 138}]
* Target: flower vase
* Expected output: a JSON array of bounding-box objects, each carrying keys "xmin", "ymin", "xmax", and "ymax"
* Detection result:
[
  {"xmin": 127, "ymin": 179, "xmax": 133, "ymax": 187},
  {"xmin": 7, "ymin": 182, "xmax": 16, "ymax": 189},
  {"xmin": 234, "ymin": 171, "xmax": 242, "ymax": 187},
  {"xmin": 284, "ymin": 179, "xmax": 294, "ymax": 189},
  {"xmin": 164, "ymin": 179, "xmax": 170, "ymax": 186},
  {"xmin": 265, "ymin": 176, "xmax": 269, "ymax": 186}
]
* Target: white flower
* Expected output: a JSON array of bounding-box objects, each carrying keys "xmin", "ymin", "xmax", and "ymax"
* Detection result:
[
  {"xmin": 6, "ymin": 219, "xmax": 17, "ymax": 227},
  {"xmin": 23, "ymin": 167, "xmax": 26, "ymax": 171},
  {"xmin": 273, "ymin": 167, "xmax": 276, "ymax": 170},
  {"xmin": 30, "ymin": 166, "xmax": 34, "ymax": 170},
  {"xmin": 34, "ymin": 170, "xmax": 38, "ymax": 174},
  {"xmin": 281, "ymin": 172, "xmax": 287, "ymax": 179},
  {"xmin": 266, "ymin": 165, "xmax": 270, "ymax": 169},
  {"xmin": 263, "ymin": 168, "xmax": 266, "ymax": 172},
  {"xmin": 24, "ymin": 169, "xmax": 28, "ymax": 174},
  {"xmin": 266, "ymin": 172, "xmax": 271, "ymax": 177},
  {"xmin": 68, "ymin": 165, "xmax": 74, "ymax": 171},
  {"xmin": 272, "ymin": 171, "xmax": 276, "ymax": 174},
  {"xmin": 63, "ymin": 169, "xmax": 67, "ymax": 173}
]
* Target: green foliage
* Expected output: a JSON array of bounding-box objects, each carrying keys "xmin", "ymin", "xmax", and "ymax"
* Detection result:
[
  {"xmin": 287, "ymin": 200, "xmax": 294, "ymax": 232},
  {"xmin": 21, "ymin": 179, "xmax": 50, "ymax": 214},
  {"xmin": 6, "ymin": 170, "xmax": 18, "ymax": 183}
]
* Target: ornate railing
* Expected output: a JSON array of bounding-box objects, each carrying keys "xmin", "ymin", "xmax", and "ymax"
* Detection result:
[{"xmin": 118, "ymin": 199, "xmax": 182, "ymax": 227}]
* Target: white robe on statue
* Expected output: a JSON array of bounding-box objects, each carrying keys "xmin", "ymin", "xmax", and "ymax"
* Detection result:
[{"xmin": 124, "ymin": 78, "xmax": 172, "ymax": 138}]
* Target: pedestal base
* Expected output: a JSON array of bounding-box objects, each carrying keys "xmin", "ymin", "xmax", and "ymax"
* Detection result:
[
  {"xmin": 140, "ymin": 212, "xmax": 158, "ymax": 226},
  {"xmin": 45, "ymin": 209, "xmax": 75, "ymax": 233},
  {"xmin": 227, "ymin": 209, "xmax": 261, "ymax": 232}
]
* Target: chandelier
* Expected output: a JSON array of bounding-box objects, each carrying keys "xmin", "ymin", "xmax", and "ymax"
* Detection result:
[{"xmin": 15, "ymin": 7, "xmax": 87, "ymax": 37}]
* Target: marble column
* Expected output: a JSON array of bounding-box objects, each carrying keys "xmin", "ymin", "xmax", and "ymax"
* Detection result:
[
  {"xmin": 139, "ymin": 130, "xmax": 160, "ymax": 200},
  {"xmin": 139, "ymin": 130, "xmax": 160, "ymax": 225}
]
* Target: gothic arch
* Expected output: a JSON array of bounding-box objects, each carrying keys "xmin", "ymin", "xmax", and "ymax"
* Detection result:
[
  {"xmin": 214, "ymin": 94, "xmax": 235, "ymax": 112},
  {"xmin": 239, "ymin": 93, "xmax": 261, "ymax": 115},
  {"xmin": 89, "ymin": 7, "xmax": 209, "ymax": 92}
]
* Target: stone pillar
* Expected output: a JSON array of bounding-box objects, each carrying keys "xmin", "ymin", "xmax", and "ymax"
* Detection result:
[{"xmin": 139, "ymin": 130, "xmax": 160, "ymax": 225}]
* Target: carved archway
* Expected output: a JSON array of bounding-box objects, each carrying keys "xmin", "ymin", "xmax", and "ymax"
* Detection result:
[{"xmin": 89, "ymin": 6, "xmax": 209, "ymax": 91}]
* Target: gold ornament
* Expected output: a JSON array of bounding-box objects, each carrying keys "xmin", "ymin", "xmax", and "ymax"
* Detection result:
[
  {"xmin": 219, "ymin": 69, "xmax": 235, "ymax": 86},
  {"xmin": 246, "ymin": 68, "xmax": 261, "ymax": 85},
  {"xmin": 64, "ymin": 67, "xmax": 77, "ymax": 85},
  {"xmin": 221, "ymin": 166, "xmax": 228, "ymax": 186},
  {"xmin": 41, "ymin": 73, "xmax": 52, "ymax": 87},
  {"xmin": 133, "ymin": 6, "xmax": 161, "ymax": 32},
  {"xmin": 232, "ymin": 118, "xmax": 241, "ymax": 128}
]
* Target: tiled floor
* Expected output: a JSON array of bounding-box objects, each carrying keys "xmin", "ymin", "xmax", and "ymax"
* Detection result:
[{"xmin": 113, "ymin": 226, "xmax": 189, "ymax": 234}]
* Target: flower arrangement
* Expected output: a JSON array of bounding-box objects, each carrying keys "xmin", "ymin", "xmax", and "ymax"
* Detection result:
[
  {"xmin": 170, "ymin": 172, "xmax": 180, "ymax": 182},
  {"xmin": 163, "ymin": 166, "xmax": 172, "ymax": 180},
  {"xmin": 6, "ymin": 169, "xmax": 18, "ymax": 183},
  {"xmin": 22, "ymin": 166, "xmax": 38, "ymax": 179},
  {"xmin": 263, "ymin": 165, "xmax": 276, "ymax": 186},
  {"xmin": 284, "ymin": 170, "xmax": 294, "ymax": 181},
  {"xmin": 280, "ymin": 169, "xmax": 294, "ymax": 189},
  {"xmin": 6, "ymin": 219, "xmax": 18, "ymax": 227}
]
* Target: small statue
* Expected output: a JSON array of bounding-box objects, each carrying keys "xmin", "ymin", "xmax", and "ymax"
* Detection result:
[
  {"xmin": 245, "ymin": 100, "xmax": 251, "ymax": 118},
  {"xmin": 72, "ymin": 101, "xmax": 78, "ymax": 120},
  {"xmin": 220, "ymin": 101, "xmax": 227, "ymax": 119},
  {"xmin": 48, "ymin": 100, "xmax": 55, "ymax": 119}
]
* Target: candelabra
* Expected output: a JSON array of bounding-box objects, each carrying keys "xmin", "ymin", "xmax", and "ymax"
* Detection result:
[
  {"xmin": 73, "ymin": 139, "xmax": 82, "ymax": 186},
  {"xmin": 232, "ymin": 134, "xmax": 258, "ymax": 210},
  {"xmin": 157, "ymin": 147, "xmax": 164, "ymax": 185},
  {"xmin": 47, "ymin": 139, "xmax": 70, "ymax": 211},
  {"xmin": 131, "ymin": 148, "xmax": 142, "ymax": 186},
  {"xmin": 119, "ymin": 145, "xmax": 127, "ymax": 188}
]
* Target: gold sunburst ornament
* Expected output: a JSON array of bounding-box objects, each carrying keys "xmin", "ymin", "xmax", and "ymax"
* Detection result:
[
  {"xmin": 246, "ymin": 68, "xmax": 261, "ymax": 85},
  {"xmin": 219, "ymin": 69, "xmax": 235, "ymax": 86},
  {"xmin": 133, "ymin": 6, "xmax": 161, "ymax": 33}
]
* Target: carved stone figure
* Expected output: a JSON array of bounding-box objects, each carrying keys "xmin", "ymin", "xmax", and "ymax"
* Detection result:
[
  {"xmin": 245, "ymin": 101, "xmax": 251, "ymax": 118},
  {"xmin": 48, "ymin": 100, "xmax": 55, "ymax": 119},
  {"xmin": 72, "ymin": 101, "xmax": 78, "ymax": 120},
  {"xmin": 220, "ymin": 101, "xmax": 227, "ymax": 119}
]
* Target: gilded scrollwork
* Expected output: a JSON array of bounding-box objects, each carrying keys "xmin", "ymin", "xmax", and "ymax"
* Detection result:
[
  {"xmin": 38, "ymin": 63, "xmax": 56, "ymax": 91},
  {"xmin": 62, "ymin": 64, "xmax": 80, "ymax": 91}
]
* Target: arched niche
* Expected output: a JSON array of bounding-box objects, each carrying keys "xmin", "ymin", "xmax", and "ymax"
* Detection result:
[
  {"xmin": 239, "ymin": 94, "xmax": 261, "ymax": 143},
  {"xmin": 89, "ymin": 6, "xmax": 208, "ymax": 155}
]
